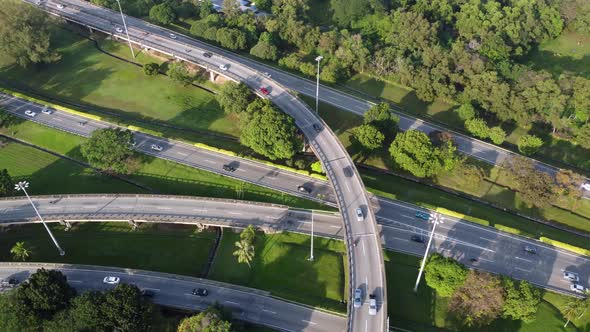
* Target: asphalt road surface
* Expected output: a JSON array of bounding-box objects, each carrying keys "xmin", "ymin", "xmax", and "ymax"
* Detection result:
[
  {"xmin": 1, "ymin": 195, "xmax": 588, "ymax": 298},
  {"xmin": 22, "ymin": 0, "xmax": 586, "ymax": 182},
  {"xmin": 19, "ymin": 2, "xmax": 389, "ymax": 331},
  {"xmin": 0, "ymin": 263, "xmax": 346, "ymax": 332}
]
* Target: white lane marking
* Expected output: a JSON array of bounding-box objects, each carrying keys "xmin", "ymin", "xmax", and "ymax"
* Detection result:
[
  {"xmin": 69, "ymin": 280, "xmax": 83, "ymax": 283},
  {"xmin": 479, "ymin": 237, "xmax": 497, "ymax": 243},
  {"xmin": 192, "ymin": 209, "xmax": 207, "ymax": 212},
  {"xmin": 176, "ymin": 152, "xmax": 188, "ymax": 156},
  {"xmin": 45, "ymin": 206, "xmax": 60, "ymax": 210},
  {"xmin": 515, "ymin": 256, "xmax": 532, "ymax": 263},
  {"xmin": 203, "ymin": 159, "xmax": 215, "ymax": 164},
  {"xmin": 362, "ymin": 240, "xmax": 366, "ymax": 256},
  {"xmin": 478, "ymin": 257, "xmax": 494, "ymax": 263},
  {"xmin": 344, "ymin": 182, "xmax": 351, "ymax": 193},
  {"xmin": 228, "ymin": 212, "xmax": 242, "ymax": 215},
  {"xmin": 225, "ymin": 301, "xmax": 239, "ymax": 306},
  {"xmin": 365, "ymin": 320, "xmax": 368, "ymax": 332},
  {"xmin": 82, "ymin": 206, "xmax": 98, "ymax": 209},
  {"xmin": 301, "ymin": 320, "xmax": 316, "ymax": 325},
  {"xmin": 391, "ymin": 236, "xmax": 409, "ymax": 242},
  {"xmin": 156, "ymin": 207, "xmax": 171, "ymax": 210},
  {"xmin": 400, "ymin": 214, "xmax": 413, "ymax": 219},
  {"xmin": 515, "ymin": 267, "xmax": 532, "ymax": 273},
  {"xmin": 330, "ymin": 225, "xmax": 340, "ymax": 228},
  {"xmin": 262, "ymin": 309, "xmax": 276, "ymax": 314}
]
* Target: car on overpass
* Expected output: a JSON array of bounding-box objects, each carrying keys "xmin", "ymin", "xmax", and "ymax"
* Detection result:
[
  {"xmin": 353, "ymin": 288, "xmax": 362, "ymax": 308},
  {"xmin": 368, "ymin": 294, "xmax": 377, "ymax": 315}
]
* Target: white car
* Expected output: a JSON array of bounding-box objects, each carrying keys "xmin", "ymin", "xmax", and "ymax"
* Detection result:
[
  {"xmin": 368, "ymin": 295, "xmax": 377, "ymax": 315},
  {"xmin": 169, "ymin": 33, "xmax": 177, "ymax": 39},
  {"xmin": 263, "ymin": 72, "xmax": 271, "ymax": 78},
  {"xmin": 571, "ymin": 283, "xmax": 587, "ymax": 294},
  {"xmin": 563, "ymin": 271, "xmax": 579, "ymax": 282},
  {"xmin": 355, "ymin": 208, "xmax": 364, "ymax": 222},
  {"xmin": 115, "ymin": 27, "xmax": 123, "ymax": 33},
  {"xmin": 24, "ymin": 110, "xmax": 36, "ymax": 117},
  {"xmin": 582, "ymin": 183, "xmax": 590, "ymax": 191},
  {"xmin": 41, "ymin": 107, "xmax": 53, "ymax": 115},
  {"xmin": 219, "ymin": 64, "xmax": 229, "ymax": 71},
  {"xmin": 353, "ymin": 288, "xmax": 362, "ymax": 308},
  {"xmin": 151, "ymin": 144, "xmax": 163, "ymax": 152},
  {"xmin": 56, "ymin": 3, "xmax": 64, "ymax": 9},
  {"xmin": 103, "ymin": 276, "xmax": 120, "ymax": 285}
]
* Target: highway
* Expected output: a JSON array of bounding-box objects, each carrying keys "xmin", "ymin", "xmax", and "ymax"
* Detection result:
[
  {"xmin": 22, "ymin": 0, "xmax": 586, "ymax": 181},
  {"xmin": 1, "ymin": 195, "xmax": 589, "ymax": 298},
  {"xmin": 21, "ymin": 1, "xmax": 388, "ymax": 331},
  {"xmin": 0, "ymin": 263, "xmax": 346, "ymax": 332}
]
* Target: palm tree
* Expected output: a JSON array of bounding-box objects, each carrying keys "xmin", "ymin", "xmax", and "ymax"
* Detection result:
[
  {"xmin": 10, "ymin": 241, "xmax": 31, "ymax": 261},
  {"xmin": 233, "ymin": 239, "xmax": 255, "ymax": 268},
  {"xmin": 563, "ymin": 296, "xmax": 587, "ymax": 328},
  {"xmin": 240, "ymin": 225, "xmax": 256, "ymax": 243}
]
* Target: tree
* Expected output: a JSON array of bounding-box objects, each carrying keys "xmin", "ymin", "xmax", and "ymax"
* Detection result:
[
  {"xmin": 0, "ymin": 0, "xmax": 60, "ymax": 68},
  {"xmin": 517, "ymin": 135, "xmax": 543, "ymax": 155},
  {"xmin": 233, "ymin": 239, "xmax": 255, "ymax": 267},
  {"xmin": 167, "ymin": 62, "xmax": 194, "ymax": 86},
  {"xmin": 0, "ymin": 291, "xmax": 39, "ymax": 331},
  {"xmin": 351, "ymin": 124, "xmax": 385, "ymax": 151},
  {"xmin": 389, "ymin": 130, "xmax": 444, "ymax": 178},
  {"xmin": 143, "ymin": 63, "xmax": 160, "ymax": 76},
  {"xmin": 81, "ymin": 128, "xmax": 134, "ymax": 174},
  {"xmin": 555, "ymin": 169, "xmax": 584, "ymax": 199},
  {"xmin": 428, "ymin": 131, "xmax": 453, "ymax": 147},
  {"xmin": 149, "ymin": 3, "xmax": 176, "ymax": 25},
  {"xmin": 465, "ymin": 118, "xmax": 489, "ymax": 139},
  {"xmin": 240, "ymin": 101, "xmax": 299, "ymax": 160},
  {"xmin": 250, "ymin": 32, "xmax": 278, "ymax": 61},
  {"xmin": 502, "ymin": 279, "xmax": 541, "ymax": 323},
  {"xmin": 563, "ymin": 296, "xmax": 587, "ymax": 328},
  {"xmin": 571, "ymin": 76, "xmax": 590, "ymax": 122},
  {"xmin": 363, "ymin": 102, "xmax": 399, "ymax": 139},
  {"xmin": 102, "ymin": 284, "xmax": 152, "ymax": 332},
  {"xmin": 330, "ymin": 0, "xmax": 374, "ymax": 27},
  {"xmin": 10, "ymin": 241, "xmax": 31, "ymax": 261},
  {"xmin": 177, "ymin": 305, "xmax": 231, "ymax": 332},
  {"xmin": 504, "ymin": 156, "xmax": 556, "ymax": 208},
  {"xmin": 15, "ymin": 269, "xmax": 76, "ymax": 320},
  {"xmin": 448, "ymin": 270, "xmax": 505, "ymax": 327},
  {"xmin": 199, "ymin": 0, "xmax": 214, "ymax": 19},
  {"xmin": 0, "ymin": 109, "xmax": 16, "ymax": 128},
  {"xmin": 216, "ymin": 82, "xmax": 252, "ymax": 114},
  {"xmin": 240, "ymin": 225, "xmax": 256, "ymax": 244},
  {"xmin": 424, "ymin": 254, "xmax": 468, "ymax": 297},
  {"xmin": 575, "ymin": 123, "xmax": 590, "ymax": 149},
  {"xmin": 222, "ymin": 0, "xmax": 241, "ymax": 21},
  {"xmin": 488, "ymin": 126, "xmax": 506, "ymax": 145},
  {"xmin": 70, "ymin": 291, "xmax": 108, "ymax": 332},
  {"xmin": 0, "ymin": 168, "xmax": 14, "ymax": 197},
  {"xmin": 455, "ymin": 103, "xmax": 476, "ymax": 121},
  {"xmin": 216, "ymin": 28, "xmax": 247, "ymax": 50}
]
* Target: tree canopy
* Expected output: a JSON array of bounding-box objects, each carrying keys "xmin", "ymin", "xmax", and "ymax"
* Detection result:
[
  {"xmin": 501, "ymin": 278, "xmax": 541, "ymax": 323},
  {"xmin": 177, "ymin": 305, "xmax": 231, "ymax": 332},
  {"xmin": 102, "ymin": 284, "xmax": 153, "ymax": 332},
  {"xmin": 351, "ymin": 124, "xmax": 385, "ymax": 151},
  {"xmin": 81, "ymin": 128, "xmax": 134, "ymax": 174},
  {"xmin": 240, "ymin": 100, "xmax": 299, "ymax": 160},
  {"xmin": 0, "ymin": 0, "xmax": 60, "ymax": 68},
  {"xmin": 15, "ymin": 268, "xmax": 76, "ymax": 320},
  {"xmin": 216, "ymin": 82, "xmax": 252, "ymax": 114},
  {"xmin": 149, "ymin": 3, "xmax": 176, "ymax": 25},
  {"xmin": 424, "ymin": 254, "xmax": 468, "ymax": 297},
  {"xmin": 0, "ymin": 168, "xmax": 14, "ymax": 197}
]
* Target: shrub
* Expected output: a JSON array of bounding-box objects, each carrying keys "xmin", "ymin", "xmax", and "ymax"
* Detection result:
[
  {"xmin": 517, "ymin": 135, "xmax": 543, "ymax": 155},
  {"xmin": 488, "ymin": 126, "xmax": 506, "ymax": 145},
  {"xmin": 456, "ymin": 103, "xmax": 476, "ymax": 121},
  {"xmin": 465, "ymin": 118, "xmax": 489, "ymax": 139},
  {"xmin": 310, "ymin": 161, "xmax": 325, "ymax": 174},
  {"xmin": 143, "ymin": 63, "xmax": 160, "ymax": 76}
]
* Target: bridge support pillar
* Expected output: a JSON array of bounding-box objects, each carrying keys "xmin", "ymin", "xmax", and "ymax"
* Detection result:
[
  {"xmin": 209, "ymin": 71, "xmax": 217, "ymax": 82},
  {"xmin": 128, "ymin": 220, "xmax": 138, "ymax": 231},
  {"xmin": 59, "ymin": 220, "xmax": 72, "ymax": 231},
  {"xmin": 88, "ymin": 27, "xmax": 93, "ymax": 34}
]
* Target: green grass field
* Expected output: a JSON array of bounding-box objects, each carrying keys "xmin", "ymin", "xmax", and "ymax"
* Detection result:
[
  {"xmin": 524, "ymin": 31, "xmax": 590, "ymax": 78},
  {"xmin": 209, "ymin": 231, "xmax": 348, "ymax": 313},
  {"xmin": 0, "ymin": 27, "xmax": 239, "ymax": 138},
  {"xmin": 0, "ymin": 223, "xmax": 217, "ymax": 277},
  {"xmin": 0, "ymin": 139, "xmax": 143, "ymax": 194}
]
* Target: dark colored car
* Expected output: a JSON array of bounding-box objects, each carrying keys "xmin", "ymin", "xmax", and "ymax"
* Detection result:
[
  {"xmin": 297, "ymin": 185, "xmax": 311, "ymax": 194},
  {"xmin": 0, "ymin": 278, "xmax": 19, "ymax": 288},
  {"xmin": 223, "ymin": 164, "xmax": 236, "ymax": 172},
  {"xmin": 312, "ymin": 123, "xmax": 322, "ymax": 132},
  {"xmin": 192, "ymin": 288, "xmax": 208, "ymax": 296},
  {"xmin": 524, "ymin": 245, "xmax": 537, "ymax": 254},
  {"xmin": 411, "ymin": 235, "xmax": 425, "ymax": 243},
  {"xmin": 415, "ymin": 211, "xmax": 430, "ymax": 220},
  {"xmin": 203, "ymin": 52, "xmax": 213, "ymax": 58},
  {"xmin": 141, "ymin": 289, "xmax": 155, "ymax": 297},
  {"xmin": 260, "ymin": 87, "xmax": 270, "ymax": 95}
]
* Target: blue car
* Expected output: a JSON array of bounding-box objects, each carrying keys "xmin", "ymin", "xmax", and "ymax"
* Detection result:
[{"xmin": 415, "ymin": 211, "xmax": 430, "ymax": 220}]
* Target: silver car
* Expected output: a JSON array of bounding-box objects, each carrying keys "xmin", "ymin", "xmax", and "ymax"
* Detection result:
[
  {"xmin": 571, "ymin": 284, "xmax": 587, "ymax": 294},
  {"xmin": 24, "ymin": 110, "xmax": 36, "ymax": 117},
  {"xmin": 368, "ymin": 294, "xmax": 377, "ymax": 315},
  {"xmin": 103, "ymin": 276, "xmax": 120, "ymax": 285},
  {"xmin": 151, "ymin": 144, "xmax": 163, "ymax": 152},
  {"xmin": 353, "ymin": 288, "xmax": 362, "ymax": 308},
  {"xmin": 355, "ymin": 208, "xmax": 364, "ymax": 222},
  {"xmin": 563, "ymin": 271, "xmax": 579, "ymax": 282}
]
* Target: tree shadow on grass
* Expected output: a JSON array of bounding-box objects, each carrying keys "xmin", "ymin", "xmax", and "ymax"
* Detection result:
[{"xmin": 524, "ymin": 47, "xmax": 590, "ymax": 79}]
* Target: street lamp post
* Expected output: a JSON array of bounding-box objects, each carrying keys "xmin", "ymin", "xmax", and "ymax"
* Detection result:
[
  {"xmin": 14, "ymin": 181, "xmax": 65, "ymax": 256},
  {"xmin": 115, "ymin": 0, "xmax": 136, "ymax": 59},
  {"xmin": 314, "ymin": 56, "xmax": 323, "ymax": 114},
  {"xmin": 413, "ymin": 212, "xmax": 443, "ymax": 292},
  {"xmin": 309, "ymin": 210, "xmax": 314, "ymax": 261}
]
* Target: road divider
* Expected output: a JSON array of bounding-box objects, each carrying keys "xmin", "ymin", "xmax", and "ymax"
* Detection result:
[{"xmin": 539, "ymin": 237, "xmax": 590, "ymax": 256}]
